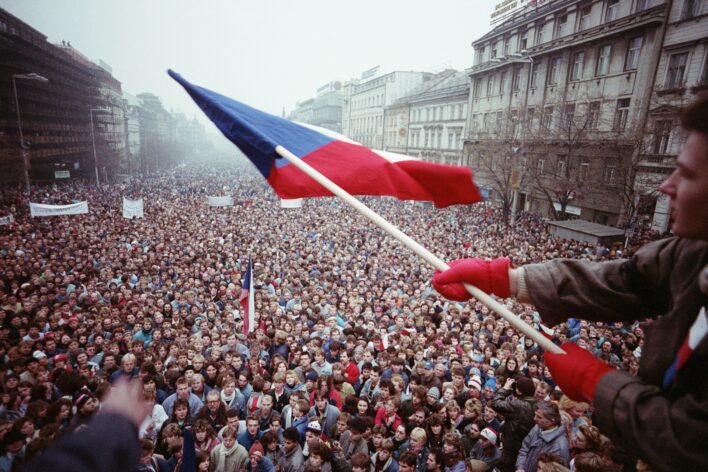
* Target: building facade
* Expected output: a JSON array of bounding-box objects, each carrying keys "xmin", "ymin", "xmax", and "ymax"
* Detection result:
[
  {"xmin": 344, "ymin": 69, "xmax": 434, "ymax": 149},
  {"xmin": 465, "ymin": 0, "xmax": 670, "ymax": 226}
]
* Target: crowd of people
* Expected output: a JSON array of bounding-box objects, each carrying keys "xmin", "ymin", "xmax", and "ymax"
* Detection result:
[{"xmin": 0, "ymin": 165, "xmax": 667, "ymax": 472}]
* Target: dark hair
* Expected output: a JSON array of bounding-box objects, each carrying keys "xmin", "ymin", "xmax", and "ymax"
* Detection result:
[
  {"xmin": 283, "ymin": 426, "xmax": 300, "ymax": 442},
  {"xmin": 399, "ymin": 451, "xmax": 418, "ymax": 467},
  {"xmin": 681, "ymin": 93, "xmax": 708, "ymax": 134}
]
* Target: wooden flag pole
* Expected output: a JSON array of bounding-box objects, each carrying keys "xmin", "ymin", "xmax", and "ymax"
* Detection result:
[{"xmin": 275, "ymin": 145, "xmax": 564, "ymax": 354}]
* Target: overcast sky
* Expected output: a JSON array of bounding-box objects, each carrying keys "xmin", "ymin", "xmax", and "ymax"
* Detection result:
[{"xmin": 2, "ymin": 0, "xmax": 499, "ymax": 122}]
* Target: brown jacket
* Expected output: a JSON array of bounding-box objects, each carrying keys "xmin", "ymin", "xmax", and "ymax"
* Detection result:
[{"xmin": 522, "ymin": 237, "xmax": 708, "ymax": 471}]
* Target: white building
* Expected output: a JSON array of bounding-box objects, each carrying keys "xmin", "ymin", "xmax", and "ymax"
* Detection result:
[
  {"xmin": 384, "ymin": 70, "xmax": 470, "ymax": 165},
  {"xmin": 344, "ymin": 67, "xmax": 434, "ymax": 148}
]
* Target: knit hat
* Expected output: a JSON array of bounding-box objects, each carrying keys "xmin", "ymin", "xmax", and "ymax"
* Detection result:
[
  {"xmin": 468, "ymin": 375, "xmax": 482, "ymax": 391},
  {"xmin": 305, "ymin": 421, "xmax": 322, "ymax": 435},
  {"xmin": 480, "ymin": 427, "xmax": 497, "ymax": 444},
  {"xmin": 515, "ymin": 376, "xmax": 536, "ymax": 397},
  {"xmin": 427, "ymin": 386, "xmax": 440, "ymax": 400},
  {"xmin": 74, "ymin": 391, "xmax": 95, "ymax": 410},
  {"xmin": 305, "ymin": 370, "xmax": 318, "ymax": 382},
  {"xmin": 484, "ymin": 377, "xmax": 497, "ymax": 391},
  {"xmin": 249, "ymin": 441, "xmax": 265, "ymax": 457}
]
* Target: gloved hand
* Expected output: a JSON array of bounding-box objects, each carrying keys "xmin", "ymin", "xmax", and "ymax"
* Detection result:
[
  {"xmin": 432, "ymin": 258, "xmax": 511, "ymax": 301},
  {"xmin": 544, "ymin": 342, "xmax": 614, "ymax": 403}
]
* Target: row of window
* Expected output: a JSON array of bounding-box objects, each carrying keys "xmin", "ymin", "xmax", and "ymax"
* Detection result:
[
  {"xmin": 474, "ymin": 39, "xmax": 644, "ymax": 98},
  {"xmin": 350, "ymin": 115, "xmax": 382, "ymax": 135},
  {"xmin": 470, "ymin": 98, "xmax": 632, "ymax": 133},
  {"xmin": 476, "ymin": 0, "xmax": 659, "ymax": 64},
  {"xmin": 351, "ymin": 93, "xmax": 385, "ymax": 111},
  {"xmin": 408, "ymin": 128, "xmax": 464, "ymax": 150},
  {"xmin": 410, "ymin": 103, "xmax": 466, "ymax": 122}
]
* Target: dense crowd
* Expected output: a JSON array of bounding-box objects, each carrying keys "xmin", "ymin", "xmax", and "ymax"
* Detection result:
[{"xmin": 0, "ymin": 167, "xmax": 662, "ymax": 472}]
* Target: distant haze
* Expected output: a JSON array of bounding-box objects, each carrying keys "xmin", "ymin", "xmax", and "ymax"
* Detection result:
[{"xmin": 1, "ymin": 0, "xmax": 497, "ymax": 125}]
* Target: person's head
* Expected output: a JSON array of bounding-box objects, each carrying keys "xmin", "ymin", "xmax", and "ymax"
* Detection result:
[
  {"xmin": 283, "ymin": 427, "xmax": 300, "ymax": 453},
  {"xmin": 534, "ymin": 401, "xmax": 561, "ymax": 431},
  {"xmin": 350, "ymin": 452, "xmax": 370, "ymax": 472},
  {"xmin": 659, "ymin": 93, "xmax": 708, "ymax": 239},
  {"xmin": 175, "ymin": 377, "xmax": 190, "ymax": 399},
  {"xmin": 222, "ymin": 425, "xmax": 238, "ymax": 448},
  {"xmin": 173, "ymin": 398, "xmax": 190, "ymax": 421},
  {"xmin": 575, "ymin": 424, "xmax": 603, "ymax": 452},
  {"xmin": 572, "ymin": 451, "xmax": 605, "ymax": 472},
  {"xmin": 398, "ymin": 451, "xmax": 418, "ymax": 472},
  {"xmin": 426, "ymin": 448, "xmax": 444, "ymax": 472},
  {"xmin": 246, "ymin": 415, "xmax": 260, "ymax": 435},
  {"xmin": 409, "ymin": 427, "xmax": 427, "ymax": 452}
]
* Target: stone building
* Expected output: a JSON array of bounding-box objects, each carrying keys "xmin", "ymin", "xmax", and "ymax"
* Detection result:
[{"xmin": 465, "ymin": 0, "xmax": 671, "ymax": 226}]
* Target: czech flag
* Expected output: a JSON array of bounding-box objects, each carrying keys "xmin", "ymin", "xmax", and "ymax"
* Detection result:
[
  {"xmin": 240, "ymin": 257, "xmax": 255, "ymax": 334},
  {"xmin": 169, "ymin": 70, "xmax": 482, "ymax": 208}
]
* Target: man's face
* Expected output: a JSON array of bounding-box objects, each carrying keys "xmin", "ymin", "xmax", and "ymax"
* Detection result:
[
  {"xmin": 534, "ymin": 410, "xmax": 555, "ymax": 430},
  {"xmin": 315, "ymin": 397, "xmax": 328, "ymax": 411},
  {"xmin": 660, "ymin": 131, "xmax": 708, "ymax": 239},
  {"xmin": 176, "ymin": 383, "xmax": 190, "ymax": 399},
  {"xmin": 223, "ymin": 435, "xmax": 236, "ymax": 449},
  {"xmin": 247, "ymin": 420, "xmax": 259, "ymax": 435},
  {"xmin": 426, "ymin": 454, "xmax": 439, "ymax": 471},
  {"xmin": 409, "ymin": 435, "xmax": 425, "ymax": 452},
  {"xmin": 261, "ymin": 396, "xmax": 273, "ymax": 412},
  {"xmin": 284, "ymin": 438, "xmax": 297, "ymax": 453}
]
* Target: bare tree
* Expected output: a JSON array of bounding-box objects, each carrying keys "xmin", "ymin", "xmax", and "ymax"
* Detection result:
[{"xmin": 468, "ymin": 111, "xmax": 531, "ymax": 224}]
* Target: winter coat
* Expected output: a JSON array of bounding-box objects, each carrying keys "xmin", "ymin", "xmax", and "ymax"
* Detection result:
[
  {"xmin": 279, "ymin": 443, "xmax": 305, "ymax": 472},
  {"xmin": 490, "ymin": 388, "xmax": 535, "ymax": 455},
  {"xmin": 523, "ymin": 237, "xmax": 708, "ymax": 471},
  {"xmin": 515, "ymin": 425, "xmax": 570, "ymax": 472}
]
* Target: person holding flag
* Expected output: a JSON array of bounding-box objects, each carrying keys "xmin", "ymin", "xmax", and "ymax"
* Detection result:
[
  {"xmin": 241, "ymin": 257, "xmax": 255, "ymax": 335},
  {"xmin": 432, "ymin": 95, "xmax": 708, "ymax": 471}
]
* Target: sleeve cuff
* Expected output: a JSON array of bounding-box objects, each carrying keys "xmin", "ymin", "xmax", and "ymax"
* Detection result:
[{"xmin": 516, "ymin": 267, "xmax": 532, "ymax": 303}]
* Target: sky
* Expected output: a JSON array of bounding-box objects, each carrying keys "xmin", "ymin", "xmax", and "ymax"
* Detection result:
[{"xmin": 1, "ymin": 0, "xmax": 499, "ymax": 123}]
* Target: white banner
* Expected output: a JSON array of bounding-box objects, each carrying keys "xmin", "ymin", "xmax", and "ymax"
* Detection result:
[
  {"xmin": 30, "ymin": 201, "xmax": 88, "ymax": 217},
  {"xmin": 0, "ymin": 215, "xmax": 14, "ymax": 226},
  {"xmin": 280, "ymin": 198, "xmax": 303, "ymax": 209},
  {"xmin": 123, "ymin": 198, "xmax": 144, "ymax": 219},
  {"xmin": 207, "ymin": 195, "xmax": 234, "ymax": 207}
]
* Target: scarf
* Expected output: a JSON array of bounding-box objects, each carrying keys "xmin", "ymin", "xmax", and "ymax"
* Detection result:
[
  {"xmin": 220, "ymin": 389, "xmax": 236, "ymax": 407},
  {"xmin": 215, "ymin": 441, "xmax": 240, "ymax": 472}
]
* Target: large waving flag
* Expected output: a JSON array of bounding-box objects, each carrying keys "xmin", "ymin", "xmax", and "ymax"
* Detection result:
[
  {"xmin": 168, "ymin": 70, "xmax": 482, "ymax": 208},
  {"xmin": 240, "ymin": 257, "xmax": 255, "ymax": 334}
]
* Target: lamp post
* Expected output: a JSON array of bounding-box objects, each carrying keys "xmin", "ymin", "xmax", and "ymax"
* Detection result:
[
  {"xmin": 89, "ymin": 108, "xmax": 106, "ymax": 186},
  {"xmin": 12, "ymin": 73, "xmax": 49, "ymax": 193}
]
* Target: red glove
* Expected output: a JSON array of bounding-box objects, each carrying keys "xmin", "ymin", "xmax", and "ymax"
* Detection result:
[
  {"xmin": 432, "ymin": 258, "xmax": 511, "ymax": 301},
  {"xmin": 544, "ymin": 342, "xmax": 614, "ymax": 403}
]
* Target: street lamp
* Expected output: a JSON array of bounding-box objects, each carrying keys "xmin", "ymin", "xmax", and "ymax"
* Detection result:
[
  {"xmin": 12, "ymin": 72, "xmax": 49, "ymax": 193},
  {"xmin": 89, "ymin": 108, "xmax": 108, "ymax": 186}
]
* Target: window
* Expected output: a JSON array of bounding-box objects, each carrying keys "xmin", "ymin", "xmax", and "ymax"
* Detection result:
[
  {"xmin": 500, "ymin": 71, "xmax": 507, "ymax": 94},
  {"xmin": 604, "ymin": 165, "xmax": 617, "ymax": 184},
  {"xmin": 701, "ymin": 52, "xmax": 708, "ymax": 86},
  {"xmin": 555, "ymin": 15, "xmax": 568, "ymax": 38},
  {"xmin": 652, "ymin": 120, "xmax": 673, "ymax": 154},
  {"xmin": 487, "ymin": 75, "xmax": 495, "ymax": 96},
  {"xmin": 491, "ymin": 44, "xmax": 498, "ymax": 58},
  {"xmin": 565, "ymin": 103, "xmax": 576, "ymax": 126},
  {"xmin": 527, "ymin": 108, "xmax": 536, "ymax": 128},
  {"xmin": 557, "ymin": 155, "xmax": 567, "ymax": 178},
  {"xmin": 504, "ymin": 38, "xmax": 510, "ymax": 56},
  {"xmin": 596, "ymin": 45, "xmax": 612, "ymax": 76},
  {"xmin": 537, "ymin": 158, "xmax": 545, "ymax": 173},
  {"xmin": 530, "ymin": 63, "xmax": 540, "ymax": 88},
  {"xmin": 535, "ymin": 22, "xmax": 545, "ymax": 45},
  {"xmin": 614, "ymin": 98, "xmax": 630, "ymax": 130},
  {"xmin": 548, "ymin": 57, "xmax": 562, "ymax": 85},
  {"xmin": 571, "ymin": 52, "xmax": 585, "ymax": 80},
  {"xmin": 589, "ymin": 102, "xmax": 601, "ymax": 129},
  {"xmin": 625, "ymin": 37, "xmax": 643, "ymax": 70},
  {"xmin": 635, "ymin": 0, "xmax": 650, "ymax": 12},
  {"xmin": 542, "ymin": 106, "xmax": 554, "ymax": 129},
  {"xmin": 580, "ymin": 161, "xmax": 590, "ymax": 181},
  {"xmin": 665, "ymin": 52, "xmax": 689, "ymax": 89},
  {"xmin": 519, "ymin": 30, "xmax": 528, "ymax": 51},
  {"xmin": 681, "ymin": 0, "xmax": 702, "ymax": 20},
  {"xmin": 513, "ymin": 66, "xmax": 523, "ymax": 92},
  {"xmin": 579, "ymin": 6, "xmax": 592, "ymax": 30},
  {"xmin": 606, "ymin": 0, "xmax": 620, "ymax": 22},
  {"xmin": 474, "ymin": 78, "xmax": 483, "ymax": 98}
]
